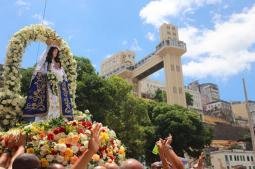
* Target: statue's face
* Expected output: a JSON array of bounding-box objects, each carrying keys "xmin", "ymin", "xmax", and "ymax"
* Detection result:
[{"xmin": 52, "ymin": 48, "xmax": 58, "ymax": 58}]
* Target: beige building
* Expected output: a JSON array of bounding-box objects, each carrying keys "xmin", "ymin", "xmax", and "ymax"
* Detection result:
[
  {"xmin": 100, "ymin": 50, "xmax": 135, "ymax": 77},
  {"xmin": 160, "ymin": 23, "xmax": 179, "ymax": 41},
  {"xmin": 210, "ymin": 150, "xmax": 255, "ymax": 169},
  {"xmin": 231, "ymin": 101, "xmax": 255, "ymax": 137},
  {"xmin": 140, "ymin": 78, "xmax": 165, "ymax": 98},
  {"xmin": 100, "ymin": 23, "xmax": 187, "ymax": 107}
]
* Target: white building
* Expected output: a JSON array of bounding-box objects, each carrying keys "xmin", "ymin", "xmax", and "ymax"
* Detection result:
[
  {"xmin": 199, "ymin": 83, "xmax": 220, "ymax": 109},
  {"xmin": 205, "ymin": 100, "xmax": 234, "ymax": 122},
  {"xmin": 100, "ymin": 50, "xmax": 135, "ymax": 77},
  {"xmin": 184, "ymin": 87, "xmax": 203, "ymax": 111},
  {"xmin": 210, "ymin": 150, "xmax": 255, "ymax": 169}
]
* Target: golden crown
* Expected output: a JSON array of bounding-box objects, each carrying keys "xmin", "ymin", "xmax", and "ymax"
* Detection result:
[{"xmin": 46, "ymin": 39, "xmax": 61, "ymax": 47}]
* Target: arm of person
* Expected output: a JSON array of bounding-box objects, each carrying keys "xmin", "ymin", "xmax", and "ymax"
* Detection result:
[
  {"xmin": 0, "ymin": 149, "xmax": 11, "ymax": 169},
  {"xmin": 158, "ymin": 147, "xmax": 171, "ymax": 169},
  {"xmin": 71, "ymin": 123, "xmax": 102, "ymax": 169},
  {"xmin": 158, "ymin": 138, "xmax": 184, "ymax": 169}
]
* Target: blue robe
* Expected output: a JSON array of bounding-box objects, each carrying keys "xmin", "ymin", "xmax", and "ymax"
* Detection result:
[{"xmin": 23, "ymin": 72, "xmax": 73, "ymax": 120}]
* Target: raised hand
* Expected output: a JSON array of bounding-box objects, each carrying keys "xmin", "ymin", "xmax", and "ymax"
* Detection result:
[{"xmin": 88, "ymin": 123, "xmax": 102, "ymax": 154}]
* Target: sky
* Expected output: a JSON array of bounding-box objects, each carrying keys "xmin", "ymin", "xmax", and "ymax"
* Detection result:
[{"xmin": 0, "ymin": 0, "xmax": 255, "ymax": 102}]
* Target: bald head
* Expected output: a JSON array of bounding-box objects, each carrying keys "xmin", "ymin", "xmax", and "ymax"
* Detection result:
[
  {"xmin": 120, "ymin": 159, "xmax": 144, "ymax": 169},
  {"xmin": 47, "ymin": 163, "xmax": 65, "ymax": 169},
  {"xmin": 94, "ymin": 166, "xmax": 107, "ymax": 169},
  {"xmin": 12, "ymin": 153, "xmax": 40, "ymax": 169},
  {"xmin": 104, "ymin": 162, "xmax": 119, "ymax": 169}
]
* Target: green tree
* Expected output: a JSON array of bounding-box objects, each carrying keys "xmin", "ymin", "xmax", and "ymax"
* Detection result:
[
  {"xmin": 20, "ymin": 67, "xmax": 34, "ymax": 96},
  {"xmin": 185, "ymin": 92, "xmax": 194, "ymax": 106},
  {"xmin": 105, "ymin": 94, "xmax": 154, "ymax": 160},
  {"xmin": 153, "ymin": 89, "xmax": 166, "ymax": 102},
  {"xmin": 146, "ymin": 103, "xmax": 213, "ymax": 160}
]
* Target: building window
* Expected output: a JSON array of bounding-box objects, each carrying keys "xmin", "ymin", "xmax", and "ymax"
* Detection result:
[
  {"xmin": 237, "ymin": 156, "xmax": 239, "ymax": 161},
  {"xmin": 234, "ymin": 155, "xmax": 236, "ymax": 161},
  {"xmin": 247, "ymin": 156, "xmax": 250, "ymax": 161},
  {"xmin": 229, "ymin": 155, "xmax": 232, "ymax": 161},
  {"xmin": 227, "ymin": 166, "xmax": 230, "ymax": 169},
  {"xmin": 253, "ymin": 166, "xmax": 255, "ymax": 169},
  {"xmin": 171, "ymin": 64, "xmax": 175, "ymax": 71},
  {"xmin": 225, "ymin": 155, "xmax": 229, "ymax": 162},
  {"xmin": 243, "ymin": 155, "xmax": 245, "ymax": 161},
  {"xmin": 179, "ymin": 87, "xmax": 182, "ymax": 94},
  {"xmin": 173, "ymin": 87, "xmax": 177, "ymax": 93},
  {"xmin": 176, "ymin": 65, "xmax": 180, "ymax": 72},
  {"xmin": 249, "ymin": 166, "xmax": 252, "ymax": 169},
  {"xmin": 251, "ymin": 156, "xmax": 254, "ymax": 161}
]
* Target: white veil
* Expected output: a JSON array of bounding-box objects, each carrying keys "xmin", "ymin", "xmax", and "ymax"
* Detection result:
[{"xmin": 34, "ymin": 45, "xmax": 60, "ymax": 75}]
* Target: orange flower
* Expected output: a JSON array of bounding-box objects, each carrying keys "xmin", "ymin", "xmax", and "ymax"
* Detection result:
[
  {"xmin": 64, "ymin": 155, "xmax": 70, "ymax": 162},
  {"xmin": 64, "ymin": 148, "xmax": 73, "ymax": 157},
  {"xmin": 92, "ymin": 154, "xmax": 100, "ymax": 161},
  {"xmin": 41, "ymin": 158, "xmax": 49, "ymax": 168},
  {"xmin": 118, "ymin": 146, "xmax": 125, "ymax": 155},
  {"xmin": 71, "ymin": 135, "xmax": 79, "ymax": 145},
  {"xmin": 65, "ymin": 137, "xmax": 72, "ymax": 145},
  {"xmin": 70, "ymin": 155, "xmax": 78, "ymax": 164}
]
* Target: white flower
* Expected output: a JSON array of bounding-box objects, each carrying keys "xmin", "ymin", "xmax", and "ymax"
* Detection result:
[
  {"xmin": 3, "ymin": 119, "xmax": 9, "ymax": 125},
  {"xmin": 82, "ymin": 140, "xmax": 89, "ymax": 149},
  {"xmin": 80, "ymin": 134, "xmax": 88, "ymax": 141},
  {"xmin": 58, "ymin": 144, "xmax": 67, "ymax": 153},
  {"xmin": 71, "ymin": 145, "xmax": 79, "ymax": 154},
  {"xmin": 46, "ymin": 155, "xmax": 54, "ymax": 162},
  {"xmin": 56, "ymin": 155, "xmax": 64, "ymax": 163},
  {"xmin": 5, "ymin": 114, "xmax": 11, "ymax": 119},
  {"xmin": 79, "ymin": 146, "xmax": 86, "ymax": 152}
]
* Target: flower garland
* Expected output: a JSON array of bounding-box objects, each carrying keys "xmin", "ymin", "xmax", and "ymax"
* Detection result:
[
  {"xmin": 2, "ymin": 24, "xmax": 77, "ymax": 107},
  {"xmin": 0, "ymin": 117, "xmax": 126, "ymax": 169},
  {"xmin": 0, "ymin": 90, "xmax": 25, "ymax": 131}
]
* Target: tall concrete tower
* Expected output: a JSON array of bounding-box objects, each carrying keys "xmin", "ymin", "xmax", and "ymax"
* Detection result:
[
  {"xmin": 156, "ymin": 23, "xmax": 187, "ymax": 107},
  {"xmin": 100, "ymin": 23, "xmax": 187, "ymax": 107}
]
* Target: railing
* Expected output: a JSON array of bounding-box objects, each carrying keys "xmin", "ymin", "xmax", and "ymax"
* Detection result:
[
  {"xmin": 156, "ymin": 39, "xmax": 186, "ymax": 51},
  {"xmin": 102, "ymin": 39, "xmax": 186, "ymax": 77}
]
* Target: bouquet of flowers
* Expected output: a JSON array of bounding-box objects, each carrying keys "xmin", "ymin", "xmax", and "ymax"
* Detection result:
[
  {"xmin": 0, "ymin": 116, "xmax": 125, "ymax": 169},
  {"xmin": 47, "ymin": 72, "xmax": 58, "ymax": 95}
]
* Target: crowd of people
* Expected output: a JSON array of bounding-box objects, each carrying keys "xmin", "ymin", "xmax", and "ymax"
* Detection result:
[{"xmin": 0, "ymin": 123, "xmax": 205, "ymax": 169}]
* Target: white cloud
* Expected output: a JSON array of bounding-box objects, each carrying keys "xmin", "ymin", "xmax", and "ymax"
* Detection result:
[
  {"xmin": 130, "ymin": 38, "xmax": 142, "ymax": 51},
  {"xmin": 32, "ymin": 14, "xmax": 54, "ymax": 26},
  {"xmin": 180, "ymin": 5, "xmax": 255, "ymax": 78},
  {"xmin": 15, "ymin": 0, "xmax": 30, "ymax": 16},
  {"xmin": 139, "ymin": 0, "xmax": 221, "ymax": 27},
  {"xmin": 146, "ymin": 32, "xmax": 155, "ymax": 41}
]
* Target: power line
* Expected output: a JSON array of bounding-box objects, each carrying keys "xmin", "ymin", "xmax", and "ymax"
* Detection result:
[{"xmin": 36, "ymin": 0, "xmax": 48, "ymax": 62}]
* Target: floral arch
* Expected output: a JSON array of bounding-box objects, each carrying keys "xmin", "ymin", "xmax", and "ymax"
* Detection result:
[{"xmin": 2, "ymin": 24, "xmax": 77, "ymax": 105}]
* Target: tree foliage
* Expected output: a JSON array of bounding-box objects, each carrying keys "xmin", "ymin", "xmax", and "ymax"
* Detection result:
[{"xmin": 185, "ymin": 92, "xmax": 194, "ymax": 106}]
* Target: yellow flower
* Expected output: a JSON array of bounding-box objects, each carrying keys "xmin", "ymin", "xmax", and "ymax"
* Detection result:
[
  {"xmin": 26, "ymin": 148, "xmax": 35, "ymax": 154},
  {"xmin": 58, "ymin": 138, "xmax": 66, "ymax": 144},
  {"xmin": 118, "ymin": 146, "xmax": 125, "ymax": 155},
  {"xmin": 41, "ymin": 158, "xmax": 49, "ymax": 168},
  {"xmin": 100, "ymin": 132, "xmax": 109, "ymax": 143}
]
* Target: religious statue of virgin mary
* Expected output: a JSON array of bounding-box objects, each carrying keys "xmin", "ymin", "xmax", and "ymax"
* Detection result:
[{"xmin": 23, "ymin": 42, "xmax": 73, "ymax": 121}]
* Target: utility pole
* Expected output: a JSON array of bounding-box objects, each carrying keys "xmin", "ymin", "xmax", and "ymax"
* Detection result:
[{"xmin": 242, "ymin": 78, "xmax": 255, "ymax": 152}]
